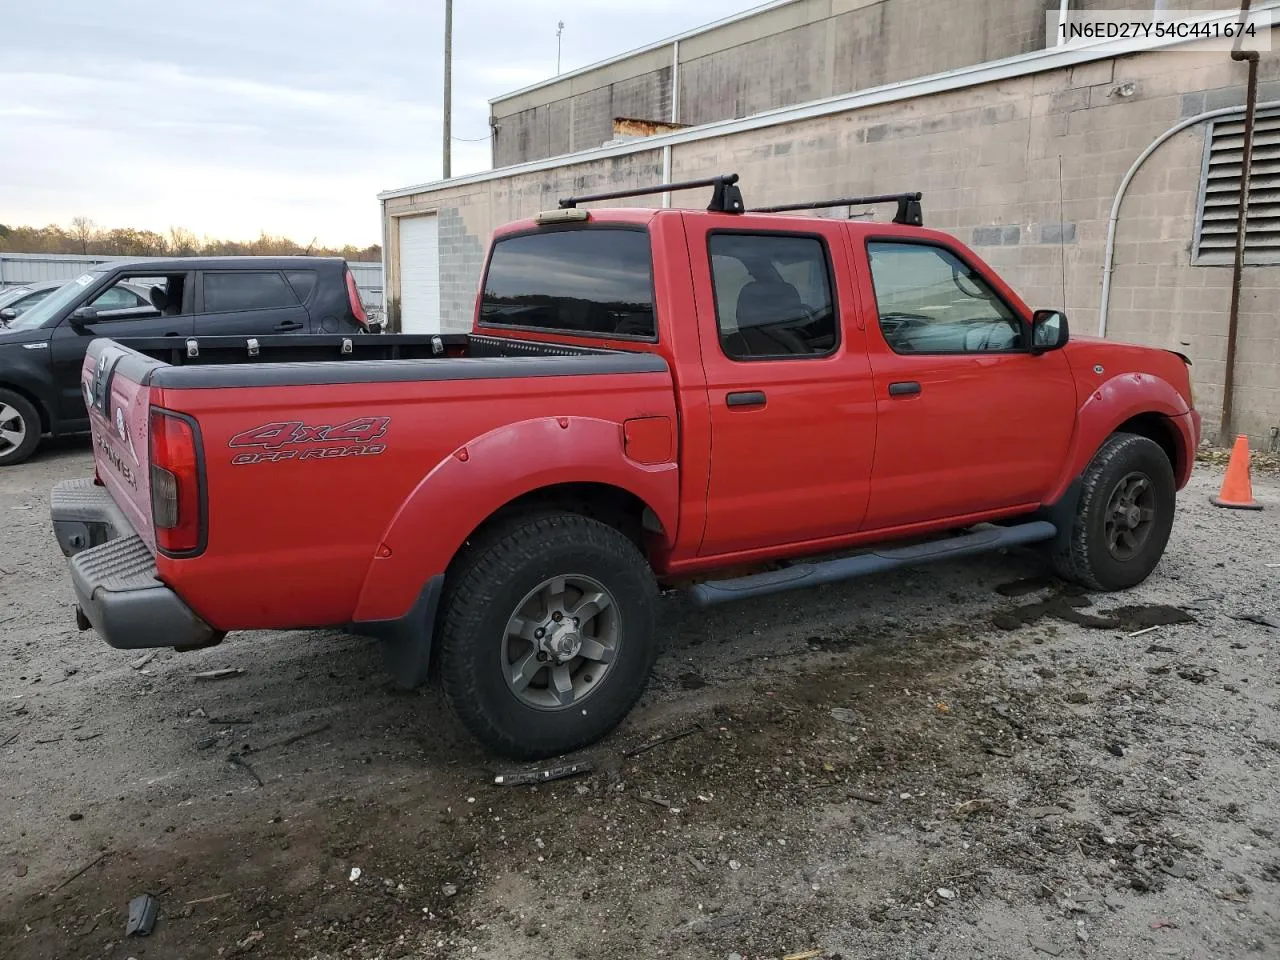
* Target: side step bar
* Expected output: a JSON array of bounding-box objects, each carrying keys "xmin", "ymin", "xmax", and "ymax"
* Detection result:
[{"xmin": 688, "ymin": 521, "xmax": 1057, "ymax": 607}]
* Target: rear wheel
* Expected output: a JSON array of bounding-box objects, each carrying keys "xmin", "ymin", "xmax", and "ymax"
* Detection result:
[
  {"xmin": 1052, "ymin": 432, "xmax": 1176, "ymax": 591},
  {"xmin": 0, "ymin": 389, "xmax": 41, "ymax": 467},
  {"xmin": 437, "ymin": 512, "xmax": 658, "ymax": 759}
]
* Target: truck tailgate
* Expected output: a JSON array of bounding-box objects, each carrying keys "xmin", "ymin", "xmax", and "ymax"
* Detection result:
[{"xmin": 81, "ymin": 340, "xmax": 160, "ymax": 551}]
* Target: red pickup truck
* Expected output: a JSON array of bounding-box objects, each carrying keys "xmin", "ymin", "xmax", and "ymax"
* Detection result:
[{"xmin": 51, "ymin": 176, "xmax": 1199, "ymax": 758}]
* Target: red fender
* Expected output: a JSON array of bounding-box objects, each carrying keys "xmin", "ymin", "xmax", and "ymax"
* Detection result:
[
  {"xmin": 351, "ymin": 416, "xmax": 679, "ymax": 622},
  {"xmin": 1046, "ymin": 373, "xmax": 1194, "ymax": 503}
]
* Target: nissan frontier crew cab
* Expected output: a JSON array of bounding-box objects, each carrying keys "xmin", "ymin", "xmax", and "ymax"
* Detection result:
[{"xmin": 51, "ymin": 175, "xmax": 1200, "ymax": 759}]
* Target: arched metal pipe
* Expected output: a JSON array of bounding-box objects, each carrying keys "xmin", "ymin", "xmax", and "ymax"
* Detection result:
[{"xmin": 1096, "ymin": 99, "xmax": 1280, "ymax": 338}]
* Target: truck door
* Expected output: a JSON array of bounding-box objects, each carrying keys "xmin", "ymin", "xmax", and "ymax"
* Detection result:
[
  {"xmin": 855, "ymin": 238, "xmax": 1076, "ymax": 529},
  {"xmin": 688, "ymin": 218, "xmax": 877, "ymax": 557}
]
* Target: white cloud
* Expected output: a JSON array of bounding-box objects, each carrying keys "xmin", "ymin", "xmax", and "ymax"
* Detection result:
[{"xmin": 0, "ymin": 0, "xmax": 752, "ymax": 245}]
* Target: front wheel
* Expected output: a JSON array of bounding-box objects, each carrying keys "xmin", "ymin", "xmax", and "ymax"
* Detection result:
[
  {"xmin": 437, "ymin": 512, "xmax": 659, "ymax": 759},
  {"xmin": 1052, "ymin": 432, "xmax": 1176, "ymax": 591},
  {"xmin": 0, "ymin": 389, "xmax": 42, "ymax": 467}
]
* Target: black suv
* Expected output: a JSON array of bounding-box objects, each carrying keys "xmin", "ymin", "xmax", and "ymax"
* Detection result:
[{"xmin": 0, "ymin": 256, "xmax": 372, "ymax": 466}]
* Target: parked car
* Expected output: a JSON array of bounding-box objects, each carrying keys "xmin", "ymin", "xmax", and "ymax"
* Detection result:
[
  {"xmin": 0, "ymin": 256, "xmax": 370, "ymax": 465},
  {"xmin": 0, "ymin": 280, "xmax": 155, "ymax": 327},
  {"xmin": 51, "ymin": 176, "xmax": 1199, "ymax": 759}
]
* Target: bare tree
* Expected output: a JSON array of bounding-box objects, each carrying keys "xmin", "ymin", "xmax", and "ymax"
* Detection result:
[{"xmin": 69, "ymin": 217, "xmax": 96, "ymax": 255}]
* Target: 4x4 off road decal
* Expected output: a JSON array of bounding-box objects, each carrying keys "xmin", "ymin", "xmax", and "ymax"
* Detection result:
[{"xmin": 228, "ymin": 417, "xmax": 389, "ymax": 465}]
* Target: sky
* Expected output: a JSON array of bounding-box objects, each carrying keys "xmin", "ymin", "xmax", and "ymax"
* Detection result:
[{"xmin": 1, "ymin": 0, "xmax": 757, "ymax": 247}]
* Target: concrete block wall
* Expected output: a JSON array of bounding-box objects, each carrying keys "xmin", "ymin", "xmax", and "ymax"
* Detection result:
[
  {"xmin": 389, "ymin": 43, "xmax": 1280, "ymax": 447},
  {"xmin": 492, "ymin": 0, "xmax": 1236, "ymax": 167}
]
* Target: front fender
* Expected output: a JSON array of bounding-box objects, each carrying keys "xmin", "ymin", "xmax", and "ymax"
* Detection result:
[
  {"xmin": 1045, "ymin": 372, "xmax": 1193, "ymax": 503},
  {"xmin": 351, "ymin": 416, "xmax": 679, "ymax": 622}
]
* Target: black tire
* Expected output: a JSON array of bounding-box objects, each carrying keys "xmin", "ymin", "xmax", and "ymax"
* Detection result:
[
  {"xmin": 0, "ymin": 388, "xmax": 42, "ymax": 467},
  {"xmin": 1052, "ymin": 432, "xmax": 1176, "ymax": 591},
  {"xmin": 437, "ymin": 511, "xmax": 659, "ymax": 759}
]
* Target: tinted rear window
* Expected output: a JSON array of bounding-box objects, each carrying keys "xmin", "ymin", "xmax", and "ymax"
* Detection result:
[
  {"xmin": 204, "ymin": 272, "xmax": 298, "ymax": 313},
  {"xmin": 480, "ymin": 228, "xmax": 655, "ymax": 339},
  {"xmin": 285, "ymin": 270, "xmax": 318, "ymax": 302}
]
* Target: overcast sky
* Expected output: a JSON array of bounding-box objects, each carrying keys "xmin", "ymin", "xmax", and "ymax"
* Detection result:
[{"xmin": 1, "ymin": 0, "xmax": 755, "ymax": 247}]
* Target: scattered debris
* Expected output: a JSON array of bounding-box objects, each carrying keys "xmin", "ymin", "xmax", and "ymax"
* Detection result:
[
  {"xmin": 195, "ymin": 736, "xmax": 220, "ymax": 750},
  {"xmin": 1127, "ymin": 625, "xmax": 1160, "ymax": 638},
  {"xmin": 1230, "ymin": 613, "xmax": 1278, "ymax": 629},
  {"xmin": 1150, "ymin": 919, "xmax": 1179, "ymax": 930},
  {"xmin": 622, "ymin": 724, "xmax": 701, "ymax": 758},
  {"xmin": 14, "ymin": 864, "xmax": 27, "ymax": 878},
  {"xmin": 952, "ymin": 798, "xmax": 996, "ymax": 820},
  {"xmin": 35, "ymin": 735, "xmax": 63, "ymax": 744},
  {"xmin": 236, "ymin": 929, "xmax": 265, "ymax": 951},
  {"xmin": 936, "ymin": 887, "xmax": 956, "ymax": 901},
  {"xmin": 125, "ymin": 893, "xmax": 158, "ymax": 936},
  {"xmin": 68, "ymin": 812, "xmax": 83, "ymax": 821},
  {"xmin": 1029, "ymin": 938, "xmax": 1065, "ymax": 956},
  {"xmin": 192, "ymin": 668, "xmax": 244, "ymax": 682},
  {"xmin": 1159, "ymin": 861, "xmax": 1189, "ymax": 879},
  {"xmin": 728, "ymin": 860, "xmax": 742, "ymax": 871},
  {"xmin": 637, "ymin": 793, "xmax": 673, "ymax": 810},
  {"xmin": 442, "ymin": 883, "xmax": 458, "ymax": 897},
  {"xmin": 1064, "ymin": 691, "xmax": 1090, "ymax": 704},
  {"xmin": 188, "ymin": 707, "xmax": 207, "ymax": 718},
  {"xmin": 227, "ymin": 753, "xmax": 263, "ymax": 787},
  {"xmin": 129, "ymin": 651, "xmax": 157, "ymax": 670},
  {"xmin": 494, "ymin": 760, "xmax": 595, "ymax": 786},
  {"xmin": 847, "ymin": 789, "xmax": 882, "ymax": 804},
  {"xmin": 1177, "ymin": 666, "xmax": 1217, "ymax": 684},
  {"xmin": 349, "ymin": 867, "xmax": 362, "ymax": 882},
  {"xmin": 783, "ymin": 950, "xmax": 824, "ymax": 960},
  {"xmin": 1145, "ymin": 643, "xmax": 1177, "ymax": 654},
  {"xmin": 248, "ymin": 722, "xmax": 331, "ymax": 753},
  {"xmin": 184, "ymin": 893, "xmax": 233, "ymax": 906},
  {"xmin": 829, "ymin": 707, "xmax": 858, "ymax": 725},
  {"xmin": 1106, "ymin": 742, "xmax": 1126, "ymax": 758},
  {"xmin": 72, "ymin": 732, "xmax": 101, "ymax": 742},
  {"xmin": 52, "ymin": 852, "xmax": 108, "ymax": 891}
]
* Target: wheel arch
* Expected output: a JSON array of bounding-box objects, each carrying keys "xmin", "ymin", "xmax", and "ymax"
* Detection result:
[
  {"xmin": 0, "ymin": 380, "xmax": 53, "ymax": 434},
  {"xmin": 350, "ymin": 416, "xmax": 678, "ymax": 624}
]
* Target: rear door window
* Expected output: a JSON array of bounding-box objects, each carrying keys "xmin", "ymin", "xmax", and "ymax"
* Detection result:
[
  {"xmin": 203, "ymin": 272, "xmax": 298, "ymax": 313},
  {"xmin": 480, "ymin": 228, "xmax": 655, "ymax": 339}
]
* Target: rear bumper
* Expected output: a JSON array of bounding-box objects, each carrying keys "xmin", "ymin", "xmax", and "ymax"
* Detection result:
[{"xmin": 51, "ymin": 480, "xmax": 220, "ymax": 651}]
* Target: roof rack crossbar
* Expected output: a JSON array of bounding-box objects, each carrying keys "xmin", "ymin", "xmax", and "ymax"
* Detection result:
[
  {"xmin": 558, "ymin": 173, "xmax": 744, "ymax": 213},
  {"xmin": 749, "ymin": 191, "xmax": 924, "ymax": 226}
]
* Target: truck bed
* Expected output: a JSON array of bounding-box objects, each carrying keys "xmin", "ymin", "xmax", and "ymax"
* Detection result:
[{"xmin": 79, "ymin": 334, "xmax": 678, "ymax": 633}]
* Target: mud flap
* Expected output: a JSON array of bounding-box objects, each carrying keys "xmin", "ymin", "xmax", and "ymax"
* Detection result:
[{"xmin": 349, "ymin": 575, "xmax": 444, "ymax": 690}]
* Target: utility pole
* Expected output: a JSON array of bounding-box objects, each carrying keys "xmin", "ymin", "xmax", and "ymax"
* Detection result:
[
  {"xmin": 557, "ymin": 21, "xmax": 564, "ymax": 75},
  {"xmin": 443, "ymin": 0, "xmax": 453, "ymax": 179}
]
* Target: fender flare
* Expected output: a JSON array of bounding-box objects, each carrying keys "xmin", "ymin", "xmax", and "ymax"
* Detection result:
[
  {"xmin": 350, "ymin": 415, "xmax": 679, "ymax": 623},
  {"xmin": 1045, "ymin": 372, "xmax": 1192, "ymax": 504},
  {"xmin": 0, "ymin": 371, "xmax": 58, "ymax": 434}
]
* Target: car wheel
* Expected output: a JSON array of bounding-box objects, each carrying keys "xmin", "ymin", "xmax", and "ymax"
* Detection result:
[
  {"xmin": 1052, "ymin": 432, "xmax": 1176, "ymax": 591},
  {"xmin": 438, "ymin": 511, "xmax": 658, "ymax": 759},
  {"xmin": 0, "ymin": 389, "xmax": 42, "ymax": 467}
]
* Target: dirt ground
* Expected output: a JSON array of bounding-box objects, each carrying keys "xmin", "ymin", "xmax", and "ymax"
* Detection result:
[{"xmin": 1, "ymin": 439, "xmax": 1277, "ymax": 960}]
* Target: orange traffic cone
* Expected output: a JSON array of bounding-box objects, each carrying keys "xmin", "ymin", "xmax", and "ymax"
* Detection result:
[{"xmin": 1211, "ymin": 435, "xmax": 1262, "ymax": 510}]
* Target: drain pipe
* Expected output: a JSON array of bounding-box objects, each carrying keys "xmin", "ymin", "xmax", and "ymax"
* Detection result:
[
  {"xmin": 1096, "ymin": 99, "xmax": 1280, "ymax": 340},
  {"xmin": 1221, "ymin": 0, "xmax": 1260, "ymax": 443}
]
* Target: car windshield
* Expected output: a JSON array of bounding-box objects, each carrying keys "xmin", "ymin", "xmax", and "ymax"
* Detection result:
[
  {"xmin": 3, "ymin": 274, "xmax": 101, "ymax": 331},
  {"xmin": 0, "ymin": 286, "xmax": 34, "ymax": 310}
]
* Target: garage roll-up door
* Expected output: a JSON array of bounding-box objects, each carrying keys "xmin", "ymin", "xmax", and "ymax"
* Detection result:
[{"xmin": 398, "ymin": 215, "xmax": 441, "ymax": 333}]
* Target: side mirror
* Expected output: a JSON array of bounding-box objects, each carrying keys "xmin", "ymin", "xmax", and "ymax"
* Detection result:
[
  {"xmin": 0, "ymin": 308, "xmax": 15, "ymax": 323},
  {"xmin": 68, "ymin": 307, "xmax": 99, "ymax": 327},
  {"xmin": 1030, "ymin": 309, "xmax": 1069, "ymax": 354}
]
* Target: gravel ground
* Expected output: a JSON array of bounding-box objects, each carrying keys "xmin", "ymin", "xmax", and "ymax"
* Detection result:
[{"xmin": 1, "ymin": 439, "xmax": 1278, "ymax": 960}]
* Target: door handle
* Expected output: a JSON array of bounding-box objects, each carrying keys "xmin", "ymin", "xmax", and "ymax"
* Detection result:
[
  {"xmin": 888, "ymin": 381, "xmax": 921, "ymax": 397},
  {"xmin": 274, "ymin": 320, "xmax": 304, "ymax": 332},
  {"xmin": 726, "ymin": 390, "xmax": 767, "ymax": 408},
  {"xmin": 164, "ymin": 331, "xmax": 181, "ymax": 337}
]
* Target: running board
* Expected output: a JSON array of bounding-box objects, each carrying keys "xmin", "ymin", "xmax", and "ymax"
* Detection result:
[{"xmin": 688, "ymin": 521, "xmax": 1057, "ymax": 607}]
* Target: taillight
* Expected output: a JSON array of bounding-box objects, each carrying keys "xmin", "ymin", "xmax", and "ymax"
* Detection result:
[
  {"xmin": 149, "ymin": 408, "xmax": 205, "ymax": 557},
  {"xmin": 345, "ymin": 269, "xmax": 369, "ymax": 329}
]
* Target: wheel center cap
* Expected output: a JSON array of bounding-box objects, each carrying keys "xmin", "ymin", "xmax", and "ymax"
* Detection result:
[
  {"xmin": 1124, "ymin": 505, "xmax": 1141, "ymax": 528},
  {"xmin": 544, "ymin": 622, "xmax": 581, "ymax": 662}
]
